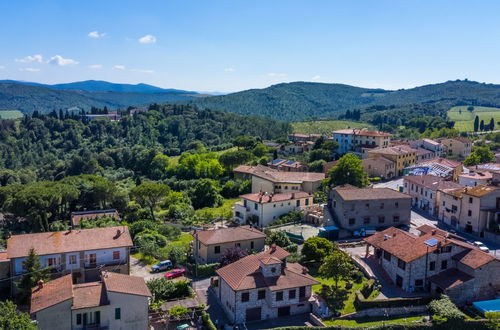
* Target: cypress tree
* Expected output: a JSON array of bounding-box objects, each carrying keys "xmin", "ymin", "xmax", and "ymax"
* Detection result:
[
  {"xmin": 489, "ymin": 118, "xmax": 495, "ymax": 131},
  {"xmin": 474, "ymin": 115, "xmax": 479, "ymax": 132},
  {"xmin": 480, "ymin": 119, "xmax": 485, "ymax": 131}
]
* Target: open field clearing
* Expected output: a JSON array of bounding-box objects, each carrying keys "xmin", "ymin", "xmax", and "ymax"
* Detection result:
[
  {"xmin": 291, "ymin": 120, "xmax": 375, "ymax": 135},
  {"xmin": 447, "ymin": 106, "xmax": 500, "ymax": 131}
]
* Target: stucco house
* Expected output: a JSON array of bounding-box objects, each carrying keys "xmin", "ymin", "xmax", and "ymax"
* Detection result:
[
  {"xmin": 215, "ymin": 245, "xmax": 319, "ymax": 324},
  {"xmin": 30, "ymin": 272, "xmax": 151, "ymax": 330},
  {"xmin": 328, "ymin": 185, "xmax": 411, "ymax": 230},
  {"xmin": 364, "ymin": 226, "xmax": 500, "ymax": 305},
  {"xmin": 7, "ymin": 226, "xmax": 132, "ymax": 288},
  {"xmin": 70, "ymin": 209, "xmax": 120, "ymax": 227},
  {"xmin": 458, "ymin": 172, "xmax": 493, "ymax": 187},
  {"xmin": 333, "ymin": 129, "xmax": 392, "ymax": 158},
  {"xmin": 193, "ymin": 226, "xmax": 267, "ymax": 264},
  {"xmin": 362, "ymin": 155, "xmax": 396, "ymax": 179},
  {"xmin": 368, "ymin": 145, "xmax": 417, "ymax": 176},
  {"xmin": 408, "ymin": 138, "xmax": 444, "ymax": 159},
  {"xmin": 234, "ymin": 191, "xmax": 314, "ymax": 227},
  {"xmin": 439, "ymin": 137, "xmax": 472, "ymax": 159}
]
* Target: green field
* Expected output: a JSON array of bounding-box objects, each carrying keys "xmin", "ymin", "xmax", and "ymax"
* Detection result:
[
  {"xmin": 447, "ymin": 106, "xmax": 500, "ymax": 132},
  {"xmin": 291, "ymin": 120, "xmax": 375, "ymax": 135},
  {"xmin": 0, "ymin": 110, "xmax": 23, "ymax": 119}
]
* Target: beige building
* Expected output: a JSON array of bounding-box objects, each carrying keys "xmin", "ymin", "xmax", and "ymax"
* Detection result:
[
  {"xmin": 362, "ymin": 156, "xmax": 396, "ymax": 179},
  {"xmin": 233, "ymin": 165, "xmax": 325, "ymax": 194},
  {"xmin": 31, "ymin": 272, "xmax": 151, "ymax": 330},
  {"xmin": 459, "ymin": 186, "xmax": 499, "ymax": 237},
  {"xmin": 365, "ymin": 226, "xmax": 500, "ymax": 305},
  {"xmin": 268, "ymin": 159, "xmax": 308, "ymax": 172},
  {"xmin": 329, "ymin": 185, "xmax": 411, "ymax": 230},
  {"xmin": 193, "ymin": 226, "xmax": 266, "ymax": 264},
  {"xmin": 333, "ymin": 129, "xmax": 392, "ymax": 158},
  {"xmin": 439, "ymin": 137, "xmax": 472, "ymax": 159},
  {"xmin": 215, "ymin": 245, "xmax": 319, "ymax": 323},
  {"xmin": 368, "ymin": 145, "xmax": 417, "ymax": 176},
  {"xmin": 234, "ymin": 191, "xmax": 314, "ymax": 227}
]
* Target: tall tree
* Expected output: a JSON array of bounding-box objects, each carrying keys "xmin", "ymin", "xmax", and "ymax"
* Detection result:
[
  {"xmin": 474, "ymin": 115, "xmax": 479, "ymax": 132},
  {"xmin": 480, "ymin": 119, "xmax": 485, "ymax": 131},
  {"xmin": 489, "ymin": 118, "xmax": 495, "ymax": 131},
  {"xmin": 130, "ymin": 182, "xmax": 170, "ymax": 221},
  {"xmin": 18, "ymin": 248, "xmax": 50, "ymax": 303},
  {"xmin": 319, "ymin": 249, "xmax": 353, "ymax": 289},
  {"xmin": 328, "ymin": 154, "xmax": 369, "ymax": 188},
  {"xmin": 219, "ymin": 246, "xmax": 248, "ymax": 267},
  {"xmin": 0, "ymin": 301, "xmax": 37, "ymax": 330}
]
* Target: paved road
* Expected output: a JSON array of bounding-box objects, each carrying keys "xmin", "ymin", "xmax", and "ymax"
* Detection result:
[
  {"xmin": 373, "ymin": 178, "xmax": 403, "ymax": 190},
  {"xmin": 129, "ymin": 256, "xmax": 165, "ymax": 281}
]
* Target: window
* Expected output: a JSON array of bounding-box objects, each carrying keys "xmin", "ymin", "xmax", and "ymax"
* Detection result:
[
  {"xmin": 289, "ymin": 289, "xmax": 296, "ymax": 299},
  {"xmin": 214, "ymin": 246, "xmax": 221, "ymax": 254},
  {"xmin": 299, "ymin": 286, "xmax": 306, "ymax": 298},
  {"xmin": 273, "ymin": 204, "xmax": 276, "ymax": 208},
  {"xmin": 430, "ymin": 193, "xmax": 433, "ymax": 199},
  {"xmin": 296, "ymin": 200, "xmax": 300, "ymax": 207},
  {"xmin": 395, "ymin": 202, "xmax": 399, "ymax": 208},
  {"xmin": 468, "ymin": 210, "xmax": 472, "ymax": 217},
  {"xmin": 244, "ymin": 200, "xmax": 247, "ymax": 207},
  {"xmin": 383, "ymin": 250, "xmax": 391, "ymax": 261},
  {"xmin": 258, "ymin": 290, "xmax": 266, "ymax": 300},
  {"xmin": 333, "ymin": 201, "xmax": 336, "ymax": 208},
  {"xmin": 380, "ymin": 203, "xmax": 384, "ymax": 209},
  {"xmin": 348, "ymin": 218, "xmax": 355, "ymax": 225},
  {"xmin": 69, "ymin": 255, "xmax": 77, "ymax": 265},
  {"xmin": 271, "ymin": 267, "xmax": 276, "ymax": 273},
  {"xmin": 76, "ymin": 314, "xmax": 82, "ymax": 325},
  {"xmin": 415, "ymin": 279, "xmax": 423, "ymax": 287},
  {"xmin": 378, "ymin": 216, "xmax": 385, "ymax": 223},
  {"xmin": 393, "ymin": 215, "xmax": 400, "ymax": 222},
  {"xmin": 115, "ymin": 308, "xmax": 121, "ymax": 320},
  {"xmin": 425, "ymin": 191, "xmax": 428, "ymax": 197},
  {"xmin": 305, "ymin": 198, "xmax": 309, "ymax": 206},
  {"xmin": 276, "ymin": 291, "xmax": 283, "ymax": 301},
  {"xmin": 441, "ymin": 260, "xmax": 448, "ymax": 270},
  {"xmin": 469, "ymin": 197, "xmax": 473, "ymax": 204},
  {"xmin": 363, "ymin": 217, "xmax": 370, "ymax": 224},
  {"xmin": 254, "ymin": 203, "xmax": 258, "ymax": 210},
  {"xmin": 95, "ymin": 311, "xmax": 100, "ymax": 325},
  {"xmin": 429, "ymin": 261, "xmax": 435, "ymax": 271},
  {"xmin": 235, "ymin": 243, "xmax": 241, "ymax": 247},
  {"xmin": 365, "ymin": 203, "xmax": 370, "ymax": 209},
  {"xmin": 251, "ymin": 241, "xmax": 254, "ymax": 249},
  {"xmin": 113, "ymin": 251, "xmax": 120, "ymax": 260},
  {"xmin": 241, "ymin": 292, "xmax": 250, "ymax": 302},
  {"xmin": 397, "ymin": 258, "xmax": 406, "ymax": 270}
]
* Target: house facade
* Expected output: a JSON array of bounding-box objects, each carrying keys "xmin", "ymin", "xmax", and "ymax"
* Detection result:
[
  {"xmin": 458, "ymin": 172, "xmax": 493, "ymax": 187},
  {"xmin": 368, "ymin": 146, "xmax": 417, "ymax": 176},
  {"xmin": 268, "ymin": 159, "xmax": 308, "ymax": 172},
  {"xmin": 333, "ymin": 129, "xmax": 392, "ymax": 158},
  {"xmin": 362, "ymin": 156, "xmax": 396, "ymax": 179},
  {"xmin": 364, "ymin": 226, "xmax": 500, "ymax": 305},
  {"xmin": 408, "ymin": 139, "xmax": 444, "ymax": 159},
  {"xmin": 31, "ymin": 272, "xmax": 151, "ymax": 330},
  {"xmin": 234, "ymin": 192, "xmax": 314, "ymax": 227},
  {"xmin": 193, "ymin": 226, "xmax": 267, "ymax": 264},
  {"xmin": 215, "ymin": 245, "xmax": 319, "ymax": 324},
  {"xmin": 328, "ymin": 185, "xmax": 411, "ymax": 230},
  {"xmin": 439, "ymin": 137, "xmax": 472, "ymax": 159},
  {"xmin": 7, "ymin": 226, "xmax": 132, "ymax": 287}
]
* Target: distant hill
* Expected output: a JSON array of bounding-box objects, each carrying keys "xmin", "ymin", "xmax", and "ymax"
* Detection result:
[
  {"xmin": 190, "ymin": 80, "xmax": 500, "ymax": 121},
  {"xmin": 0, "ymin": 82, "xmax": 203, "ymax": 114}
]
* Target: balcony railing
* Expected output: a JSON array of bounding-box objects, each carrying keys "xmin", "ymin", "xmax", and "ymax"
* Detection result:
[{"xmin": 84, "ymin": 260, "xmax": 124, "ymax": 269}]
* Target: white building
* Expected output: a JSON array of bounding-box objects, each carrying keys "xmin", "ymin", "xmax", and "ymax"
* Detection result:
[
  {"xmin": 234, "ymin": 191, "xmax": 314, "ymax": 227},
  {"xmin": 458, "ymin": 172, "xmax": 493, "ymax": 187},
  {"xmin": 31, "ymin": 272, "xmax": 151, "ymax": 330},
  {"xmin": 409, "ymin": 139, "xmax": 444, "ymax": 158},
  {"xmin": 333, "ymin": 129, "xmax": 392, "ymax": 158}
]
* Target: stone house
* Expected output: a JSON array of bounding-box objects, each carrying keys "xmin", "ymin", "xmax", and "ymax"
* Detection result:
[
  {"xmin": 268, "ymin": 159, "xmax": 309, "ymax": 172},
  {"xmin": 368, "ymin": 145, "xmax": 417, "ymax": 176},
  {"xmin": 403, "ymin": 175, "xmax": 463, "ymax": 216},
  {"xmin": 408, "ymin": 138, "xmax": 444, "ymax": 159},
  {"xmin": 458, "ymin": 172, "xmax": 493, "ymax": 187},
  {"xmin": 328, "ymin": 185, "xmax": 411, "ymax": 231},
  {"xmin": 30, "ymin": 272, "xmax": 151, "ymax": 330},
  {"xmin": 284, "ymin": 141, "xmax": 314, "ymax": 155},
  {"xmin": 215, "ymin": 245, "xmax": 319, "ymax": 324},
  {"xmin": 70, "ymin": 209, "xmax": 120, "ymax": 227},
  {"xmin": 193, "ymin": 226, "xmax": 266, "ymax": 265},
  {"xmin": 333, "ymin": 129, "xmax": 392, "ymax": 158},
  {"xmin": 439, "ymin": 137, "xmax": 472, "ymax": 159},
  {"xmin": 288, "ymin": 133, "xmax": 322, "ymax": 143},
  {"xmin": 364, "ymin": 226, "xmax": 500, "ymax": 305},
  {"xmin": 234, "ymin": 191, "xmax": 314, "ymax": 227},
  {"xmin": 362, "ymin": 156, "xmax": 396, "ymax": 179},
  {"xmin": 7, "ymin": 226, "xmax": 132, "ymax": 289}
]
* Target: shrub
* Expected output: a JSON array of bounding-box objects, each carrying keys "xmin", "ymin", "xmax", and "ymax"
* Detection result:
[
  {"xmin": 168, "ymin": 305, "xmax": 189, "ymax": 317},
  {"xmin": 189, "ymin": 263, "xmax": 219, "ymax": 278},
  {"xmin": 302, "ymin": 237, "xmax": 334, "ymax": 262},
  {"xmin": 350, "ymin": 269, "xmax": 365, "ymax": 284},
  {"xmin": 147, "ymin": 278, "xmax": 191, "ymax": 301},
  {"xmin": 354, "ymin": 290, "xmax": 432, "ymax": 310},
  {"xmin": 428, "ymin": 295, "xmax": 465, "ymax": 324},
  {"xmin": 201, "ymin": 311, "xmax": 217, "ymax": 330}
]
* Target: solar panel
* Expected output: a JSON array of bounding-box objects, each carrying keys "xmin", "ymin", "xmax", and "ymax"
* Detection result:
[
  {"xmin": 272, "ymin": 159, "xmax": 284, "ymax": 165},
  {"xmin": 285, "ymin": 160, "xmax": 295, "ymax": 165},
  {"xmin": 424, "ymin": 238, "xmax": 439, "ymax": 247}
]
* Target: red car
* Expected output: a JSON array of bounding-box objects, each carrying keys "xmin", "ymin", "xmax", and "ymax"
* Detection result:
[{"xmin": 164, "ymin": 268, "xmax": 187, "ymax": 279}]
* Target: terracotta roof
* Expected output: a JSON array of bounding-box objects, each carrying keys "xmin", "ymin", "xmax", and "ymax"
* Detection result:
[
  {"xmin": 404, "ymin": 175, "xmax": 463, "ymax": 191},
  {"xmin": 234, "ymin": 165, "xmax": 325, "ymax": 183},
  {"xmin": 416, "ymin": 148, "xmax": 433, "ymax": 156},
  {"xmin": 333, "ymin": 129, "xmax": 392, "ymax": 137},
  {"xmin": 258, "ymin": 256, "xmax": 282, "ymax": 265},
  {"xmin": 462, "ymin": 185, "xmax": 499, "ymax": 198},
  {"xmin": 422, "ymin": 138, "xmax": 440, "ymax": 146},
  {"xmin": 420, "ymin": 158, "xmax": 462, "ymax": 169},
  {"xmin": 439, "ymin": 187, "xmax": 466, "ymax": 198},
  {"xmin": 31, "ymin": 275, "xmax": 73, "ymax": 314},
  {"xmin": 241, "ymin": 191, "xmax": 311, "ymax": 204},
  {"xmin": 0, "ymin": 251, "xmax": 9, "ymax": 262},
  {"xmin": 103, "ymin": 272, "xmax": 152, "ymax": 297},
  {"xmin": 71, "ymin": 209, "xmax": 120, "ymax": 226},
  {"xmin": 362, "ymin": 156, "xmax": 395, "ymax": 165},
  {"xmin": 7, "ymin": 226, "xmax": 132, "ymax": 259},
  {"xmin": 368, "ymin": 145, "xmax": 417, "ymax": 156},
  {"xmin": 452, "ymin": 248, "xmax": 497, "ymax": 269},
  {"xmin": 333, "ymin": 186, "xmax": 411, "ymax": 201},
  {"xmin": 72, "ymin": 282, "xmax": 108, "ymax": 310},
  {"xmin": 428, "ymin": 268, "xmax": 473, "ymax": 289},
  {"xmin": 216, "ymin": 246, "xmax": 318, "ymax": 291},
  {"xmin": 194, "ymin": 226, "xmax": 266, "ymax": 245},
  {"xmin": 459, "ymin": 172, "xmax": 493, "ymax": 180}
]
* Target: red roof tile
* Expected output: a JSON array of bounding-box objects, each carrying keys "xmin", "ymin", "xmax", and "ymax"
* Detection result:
[
  {"xmin": 31, "ymin": 275, "xmax": 73, "ymax": 314},
  {"xmin": 428, "ymin": 268, "xmax": 473, "ymax": 289},
  {"xmin": 194, "ymin": 226, "xmax": 266, "ymax": 245},
  {"xmin": 72, "ymin": 282, "xmax": 108, "ymax": 310},
  {"xmin": 333, "ymin": 186, "xmax": 411, "ymax": 201},
  {"xmin": 403, "ymin": 175, "xmax": 463, "ymax": 191},
  {"xmin": 452, "ymin": 248, "xmax": 496, "ymax": 269},
  {"xmin": 103, "ymin": 272, "xmax": 152, "ymax": 297},
  {"xmin": 233, "ymin": 165, "xmax": 325, "ymax": 183},
  {"xmin": 240, "ymin": 191, "xmax": 311, "ymax": 203}
]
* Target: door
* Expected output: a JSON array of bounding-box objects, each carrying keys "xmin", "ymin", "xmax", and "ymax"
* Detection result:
[
  {"xmin": 396, "ymin": 275, "xmax": 403, "ymax": 288},
  {"xmin": 465, "ymin": 224, "xmax": 473, "ymax": 233},
  {"xmin": 278, "ymin": 306, "xmax": 291, "ymax": 317},
  {"xmin": 245, "ymin": 307, "xmax": 261, "ymax": 322},
  {"xmin": 88, "ymin": 253, "xmax": 97, "ymax": 267}
]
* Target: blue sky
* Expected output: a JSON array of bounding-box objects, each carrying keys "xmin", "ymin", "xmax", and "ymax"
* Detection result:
[{"xmin": 1, "ymin": 0, "xmax": 500, "ymax": 92}]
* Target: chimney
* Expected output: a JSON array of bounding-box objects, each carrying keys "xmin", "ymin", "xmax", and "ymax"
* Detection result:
[
  {"xmin": 271, "ymin": 243, "xmax": 277, "ymax": 252},
  {"xmin": 114, "ymin": 229, "xmax": 121, "ymax": 239},
  {"xmin": 431, "ymin": 230, "xmax": 436, "ymax": 235},
  {"xmin": 259, "ymin": 196, "xmax": 263, "ymax": 203},
  {"xmin": 37, "ymin": 280, "xmax": 44, "ymax": 290},
  {"xmin": 302, "ymin": 267, "xmax": 308, "ymax": 274}
]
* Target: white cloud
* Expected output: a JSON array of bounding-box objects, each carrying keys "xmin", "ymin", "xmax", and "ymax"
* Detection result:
[
  {"xmin": 267, "ymin": 73, "xmax": 287, "ymax": 78},
  {"xmin": 113, "ymin": 65, "xmax": 126, "ymax": 70},
  {"xmin": 88, "ymin": 64, "xmax": 103, "ymax": 69},
  {"xmin": 0, "ymin": 66, "xmax": 5, "ymax": 70},
  {"xmin": 311, "ymin": 75, "xmax": 321, "ymax": 81},
  {"xmin": 130, "ymin": 68, "xmax": 154, "ymax": 73},
  {"xmin": 15, "ymin": 54, "xmax": 43, "ymax": 63},
  {"xmin": 138, "ymin": 34, "xmax": 156, "ymax": 44},
  {"xmin": 224, "ymin": 67, "xmax": 235, "ymax": 72},
  {"xmin": 19, "ymin": 67, "xmax": 40, "ymax": 72},
  {"xmin": 88, "ymin": 31, "xmax": 106, "ymax": 38},
  {"xmin": 49, "ymin": 55, "xmax": 79, "ymax": 66}
]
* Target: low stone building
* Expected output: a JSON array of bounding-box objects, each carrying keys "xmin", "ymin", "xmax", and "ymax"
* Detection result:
[
  {"xmin": 439, "ymin": 137, "xmax": 472, "ymax": 159},
  {"xmin": 362, "ymin": 156, "xmax": 396, "ymax": 179},
  {"xmin": 215, "ymin": 245, "xmax": 319, "ymax": 324},
  {"xmin": 364, "ymin": 226, "xmax": 500, "ymax": 305},
  {"xmin": 458, "ymin": 172, "xmax": 493, "ymax": 187},
  {"xmin": 193, "ymin": 226, "xmax": 266, "ymax": 264},
  {"xmin": 368, "ymin": 145, "xmax": 417, "ymax": 176},
  {"xmin": 329, "ymin": 185, "xmax": 411, "ymax": 231}
]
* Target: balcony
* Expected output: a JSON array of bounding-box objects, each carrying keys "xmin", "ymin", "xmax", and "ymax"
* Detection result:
[{"xmin": 84, "ymin": 260, "xmax": 123, "ymax": 269}]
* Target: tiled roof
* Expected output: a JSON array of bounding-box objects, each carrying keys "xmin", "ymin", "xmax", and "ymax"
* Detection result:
[
  {"xmin": 194, "ymin": 226, "xmax": 266, "ymax": 245},
  {"xmin": 415, "ymin": 148, "xmax": 433, "ymax": 156},
  {"xmin": 258, "ymin": 256, "xmax": 282, "ymax": 265},
  {"xmin": 439, "ymin": 187, "xmax": 466, "ymax": 198},
  {"xmin": 462, "ymin": 185, "xmax": 498, "ymax": 198},
  {"xmin": 420, "ymin": 158, "xmax": 462, "ymax": 169},
  {"xmin": 71, "ymin": 209, "xmax": 120, "ymax": 226},
  {"xmin": 452, "ymin": 248, "xmax": 496, "ymax": 269},
  {"xmin": 333, "ymin": 129, "xmax": 392, "ymax": 137},
  {"xmin": 368, "ymin": 145, "xmax": 417, "ymax": 156},
  {"xmin": 404, "ymin": 175, "xmax": 463, "ymax": 191},
  {"xmin": 240, "ymin": 191, "xmax": 311, "ymax": 204},
  {"xmin": 459, "ymin": 172, "xmax": 493, "ymax": 180},
  {"xmin": 31, "ymin": 275, "xmax": 73, "ymax": 314},
  {"xmin": 72, "ymin": 282, "xmax": 108, "ymax": 310},
  {"xmin": 362, "ymin": 156, "xmax": 395, "ymax": 165},
  {"xmin": 216, "ymin": 246, "xmax": 318, "ymax": 291},
  {"xmin": 103, "ymin": 272, "xmax": 152, "ymax": 297},
  {"xmin": 428, "ymin": 268, "xmax": 473, "ymax": 289},
  {"xmin": 0, "ymin": 251, "xmax": 8, "ymax": 262},
  {"xmin": 234, "ymin": 165, "xmax": 325, "ymax": 183},
  {"xmin": 422, "ymin": 138, "xmax": 441, "ymax": 146},
  {"xmin": 333, "ymin": 186, "xmax": 410, "ymax": 201},
  {"xmin": 7, "ymin": 226, "xmax": 132, "ymax": 259}
]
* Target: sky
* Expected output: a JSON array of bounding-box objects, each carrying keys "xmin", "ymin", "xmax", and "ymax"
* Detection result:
[{"xmin": 1, "ymin": 0, "xmax": 500, "ymax": 93}]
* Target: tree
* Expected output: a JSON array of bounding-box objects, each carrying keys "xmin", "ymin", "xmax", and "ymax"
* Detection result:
[
  {"xmin": 328, "ymin": 154, "xmax": 369, "ymax": 188},
  {"xmin": 18, "ymin": 248, "xmax": 50, "ymax": 303},
  {"xmin": 319, "ymin": 249, "xmax": 353, "ymax": 288},
  {"xmin": 219, "ymin": 246, "xmax": 248, "ymax": 267},
  {"xmin": 467, "ymin": 106, "xmax": 474, "ymax": 112},
  {"xmin": 464, "ymin": 146, "xmax": 496, "ymax": 166},
  {"xmin": 480, "ymin": 119, "xmax": 485, "ymax": 131},
  {"xmin": 309, "ymin": 149, "xmax": 332, "ymax": 162},
  {"xmin": 489, "ymin": 118, "xmax": 495, "ymax": 131},
  {"xmin": 189, "ymin": 178, "xmax": 223, "ymax": 209},
  {"xmin": 0, "ymin": 301, "xmax": 37, "ymax": 330},
  {"xmin": 302, "ymin": 237, "xmax": 334, "ymax": 262},
  {"xmin": 474, "ymin": 115, "xmax": 479, "ymax": 132},
  {"xmin": 130, "ymin": 182, "xmax": 170, "ymax": 221},
  {"xmin": 265, "ymin": 230, "xmax": 293, "ymax": 248}
]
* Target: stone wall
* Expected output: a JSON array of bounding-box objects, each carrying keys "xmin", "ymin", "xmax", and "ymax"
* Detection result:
[{"xmin": 337, "ymin": 305, "xmax": 428, "ymax": 319}]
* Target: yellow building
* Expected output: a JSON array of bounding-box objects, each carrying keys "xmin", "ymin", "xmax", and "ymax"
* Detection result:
[{"xmin": 368, "ymin": 145, "xmax": 417, "ymax": 176}]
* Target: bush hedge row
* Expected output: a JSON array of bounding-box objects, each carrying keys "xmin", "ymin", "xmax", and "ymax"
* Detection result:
[
  {"xmin": 354, "ymin": 290, "xmax": 434, "ymax": 310},
  {"xmin": 186, "ymin": 262, "xmax": 219, "ymax": 278}
]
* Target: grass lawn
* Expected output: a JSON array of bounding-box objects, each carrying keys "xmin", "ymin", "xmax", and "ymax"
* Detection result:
[
  {"xmin": 447, "ymin": 106, "xmax": 500, "ymax": 132},
  {"xmin": 132, "ymin": 252, "xmax": 158, "ymax": 266},
  {"xmin": 323, "ymin": 315, "xmax": 426, "ymax": 327},
  {"xmin": 194, "ymin": 198, "xmax": 240, "ymax": 221},
  {"xmin": 291, "ymin": 120, "xmax": 375, "ymax": 135},
  {"xmin": 0, "ymin": 110, "xmax": 23, "ymax": 119}
]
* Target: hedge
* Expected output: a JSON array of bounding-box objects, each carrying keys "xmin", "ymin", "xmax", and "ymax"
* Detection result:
[
  {"xmin": 187, "ymin": 262, "xmax": 219, "ymax": 278},
  {"xmin": 354, "ymin": 290, "xmax": 434, "ymax": 310},
  {"xmin": 201, "ymin": 311, "xmax": 217, "ymax": 330},
  {"xmin": 271, "ymin": 320, "xmax": 494, "ymax": 330}
]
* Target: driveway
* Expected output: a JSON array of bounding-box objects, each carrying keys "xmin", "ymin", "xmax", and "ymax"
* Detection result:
[{"xmin": 129, "ymin": 256, "xmax": 165, "ymax": 281}]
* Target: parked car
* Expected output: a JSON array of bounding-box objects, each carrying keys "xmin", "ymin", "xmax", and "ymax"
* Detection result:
[
  {"xmin": 164, "ymin": 268, "xmax": 187, "ymax": 279},
  {"xmin": 353, "ymin": 227, "xmax": 377, "ymax": 237},
  {"xmin": 151, "ymin": 260, "xmax": 173, "ymax": 273},
  {"xmin": 473, "ymin": 241, "xmax": 490, "ymax": 253}
]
